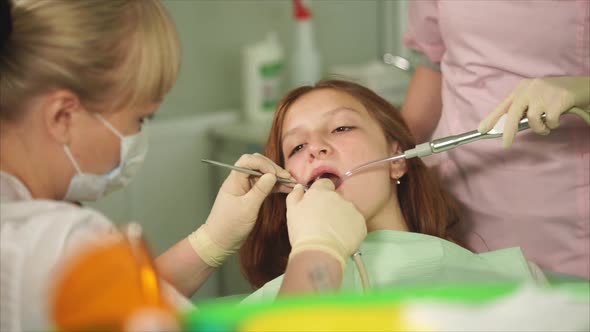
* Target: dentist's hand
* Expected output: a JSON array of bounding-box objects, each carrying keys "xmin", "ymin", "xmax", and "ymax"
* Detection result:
[
  {"xmin": 478, "ymin": 76, "xmax": 590, "ymax": 149},
  {"xmin": 286, "ymin": 179, "xmax": 367, "ymax": 271},
  {"xmin": 189, "ymin": 153, "xmax": 293, "ymax": 267}
]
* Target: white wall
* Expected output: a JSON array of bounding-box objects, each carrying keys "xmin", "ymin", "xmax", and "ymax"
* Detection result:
[{"xmin": 159, "ymin": 0, "xmax": 386, "ymax": 120}]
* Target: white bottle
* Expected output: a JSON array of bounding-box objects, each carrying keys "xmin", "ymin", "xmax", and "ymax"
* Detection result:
[
  {"xmin": 291, "ymin": 0, "xmax": 321, "ymax": 88},
  {"xmin": 242, "ymin": 32, "xmax": 285, "ymax": 124}
]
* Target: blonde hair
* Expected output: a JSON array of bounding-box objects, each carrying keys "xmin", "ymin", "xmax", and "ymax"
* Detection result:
[{"xmin": 0, "ymin": 0, "xmax": 180, "ymax": 120}]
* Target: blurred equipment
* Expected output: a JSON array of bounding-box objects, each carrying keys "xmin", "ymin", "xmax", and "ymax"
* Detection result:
[
  {"xmin": 383, "ymin": 53, "xmax": 412, "ymax": 72},
  {"xmin": 184, "ymin": 282, "xmax": 589, "ymax": 332},
  {"xmin": 291, "ymin": 0, "xmax": 321, "ymax": 87},
  {"xmin": 51, "ymin": 223, "xmax": 175, "ymax": 332},
  {"xmin": 242, "ymin": 32, "xmax": 285, "ymax": 124}
]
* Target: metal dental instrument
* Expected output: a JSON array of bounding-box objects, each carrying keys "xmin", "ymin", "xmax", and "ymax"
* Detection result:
[
  {"xmin": 336, "ymin": 112, "xmax": 555, "ymax": 187},
  {"xmin": 403, "ymin": 113, "xmax": 543, "ymax": 159},
  {"xmin": 407, "ymin": 107, "xmax": 589, "ymax": 158},
  {"xmin": 201, "ymin": 159, "xmax": 308, "ymax": 190}
]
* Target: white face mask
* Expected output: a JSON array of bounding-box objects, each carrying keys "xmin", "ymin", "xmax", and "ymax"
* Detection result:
[{"xmin": 63, "ymin": 114, "xmax": 148, "ymax": 202}]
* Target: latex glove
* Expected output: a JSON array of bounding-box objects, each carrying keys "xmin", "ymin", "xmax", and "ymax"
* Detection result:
[
  {"xmin": 188, "ymin": 153, "xmax": 294, "ymax": 267},
  {"xmin": 478, "ymin": 76, "xmax": 590, "ymax": 148},
  {"xmin": 286, "ymin": 179, "xmax": 367, "ymax": 271}
]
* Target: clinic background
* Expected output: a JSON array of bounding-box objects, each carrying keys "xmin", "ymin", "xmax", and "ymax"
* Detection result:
[{"xmin": 87, "ymin": 0, "xmax": 412, "ymax": 302}]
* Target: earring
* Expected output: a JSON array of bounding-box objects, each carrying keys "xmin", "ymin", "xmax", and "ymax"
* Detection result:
[{"xmin": 396, "ymin": 179, "xmax": 401, "ymax": 185}]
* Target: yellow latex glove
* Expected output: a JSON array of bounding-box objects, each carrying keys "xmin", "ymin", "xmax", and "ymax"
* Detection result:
[
  {"xmin": 286, "ymin": 179, "xmax": 367, "ymax": 271},
  {"xmin": 189, "ymin": 153, "xmax": 294, "ymax": 267},
  {"xmin": 478, "ymin": 76, "xmax": 590, "ymax": 148}
]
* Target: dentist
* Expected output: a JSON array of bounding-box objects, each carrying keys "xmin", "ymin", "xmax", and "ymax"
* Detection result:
[{"xmin": 0, "ymin": 0, "xmax": 366, "ymax": 331}]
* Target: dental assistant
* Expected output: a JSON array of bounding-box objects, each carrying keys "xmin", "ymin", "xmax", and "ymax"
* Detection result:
[
  {"xmin": 402, "ymin": 0, "xmax": 590, "ymax": 278},
  {"xmin": 0, "ymin": 1, "xmax": 366, "ymax": 331}
]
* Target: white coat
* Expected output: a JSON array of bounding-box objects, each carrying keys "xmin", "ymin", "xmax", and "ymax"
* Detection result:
[{"xmin": 0, "ymin": 171, "xmax": 189, "ymax": 332}]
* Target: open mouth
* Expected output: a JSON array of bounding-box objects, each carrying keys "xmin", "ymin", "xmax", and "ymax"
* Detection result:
[{"xmin": 307, "ymin": 172, "xmax": 341, "ymax": 188}]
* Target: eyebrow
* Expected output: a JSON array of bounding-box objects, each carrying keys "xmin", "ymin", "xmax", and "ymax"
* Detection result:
[{"xmin": 282, "ymin": 107, "xmax": 360, "ymax": 141}]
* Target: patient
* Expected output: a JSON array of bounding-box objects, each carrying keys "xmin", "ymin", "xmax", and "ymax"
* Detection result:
[{"xmin": 240, "ymin": 80, "xmax": 545, "ymax": 301}]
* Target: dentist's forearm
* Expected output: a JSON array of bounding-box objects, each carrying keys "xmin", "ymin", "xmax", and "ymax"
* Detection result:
[{"xmin": 156, "ymin": 238, "xmax": 216, "ymax": 298}]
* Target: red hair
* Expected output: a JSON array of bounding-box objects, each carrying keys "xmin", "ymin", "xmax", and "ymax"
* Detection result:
[{"xmin": 239, "ymin": 80, "xmax": 462, "ymax": 289}]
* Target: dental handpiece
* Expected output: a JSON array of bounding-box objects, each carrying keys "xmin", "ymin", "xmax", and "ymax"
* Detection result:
[
  {"xmin": 338, "ymin": 117, "xmax": 519, "ymax": 182},
  {"xmin": 406, "ymin": 107, "xmax": 590, "ymax": 159},
  {"xmin": 339, "ymin": 108, "xmax": 588, "ymax": 185},
  {"xmin": 404, "ymin": 115, "xmax": 541, "ymax": 159}
]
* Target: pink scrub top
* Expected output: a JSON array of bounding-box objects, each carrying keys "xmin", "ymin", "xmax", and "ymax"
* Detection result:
[{"xmin": 404, "ymin": 0, "xmax": 589, "ymax": 278}]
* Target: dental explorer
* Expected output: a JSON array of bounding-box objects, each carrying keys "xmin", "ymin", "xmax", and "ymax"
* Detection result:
[{"xmin": 201, "ymin": 159, "xmax": 308, "ymax": 190}]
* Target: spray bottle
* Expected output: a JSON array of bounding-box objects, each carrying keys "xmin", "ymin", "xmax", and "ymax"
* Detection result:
[{"xmin": 291, "ymin": 0, "xmax": 321, "ymax": 87}]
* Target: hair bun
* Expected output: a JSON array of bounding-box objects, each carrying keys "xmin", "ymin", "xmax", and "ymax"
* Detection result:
[{"xmin": 0, "ymin": 0, "xmax": 13, "ymax": 51}]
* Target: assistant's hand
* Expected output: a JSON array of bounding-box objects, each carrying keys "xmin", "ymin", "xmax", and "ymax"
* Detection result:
[
  {"xmin": 189, "ymin": 153, "xmax": 294, "ymax": 267},
  {"xmin": 286, "ymin": 179, "xmax": 367, "ymax": 271},
  {"xmin": 478, "ymin": 76, "xmax": 590, "ymax": 148}
]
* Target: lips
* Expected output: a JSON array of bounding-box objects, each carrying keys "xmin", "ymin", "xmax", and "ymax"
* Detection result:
[{"xmin": 306, "ymin": 166, "xmax": 342, "ymax": 188}]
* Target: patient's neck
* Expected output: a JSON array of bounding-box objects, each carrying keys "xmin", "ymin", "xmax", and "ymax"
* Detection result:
[{"xmin": 365, "ymin": 195, "xmax": 408, "ymax": 233}]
